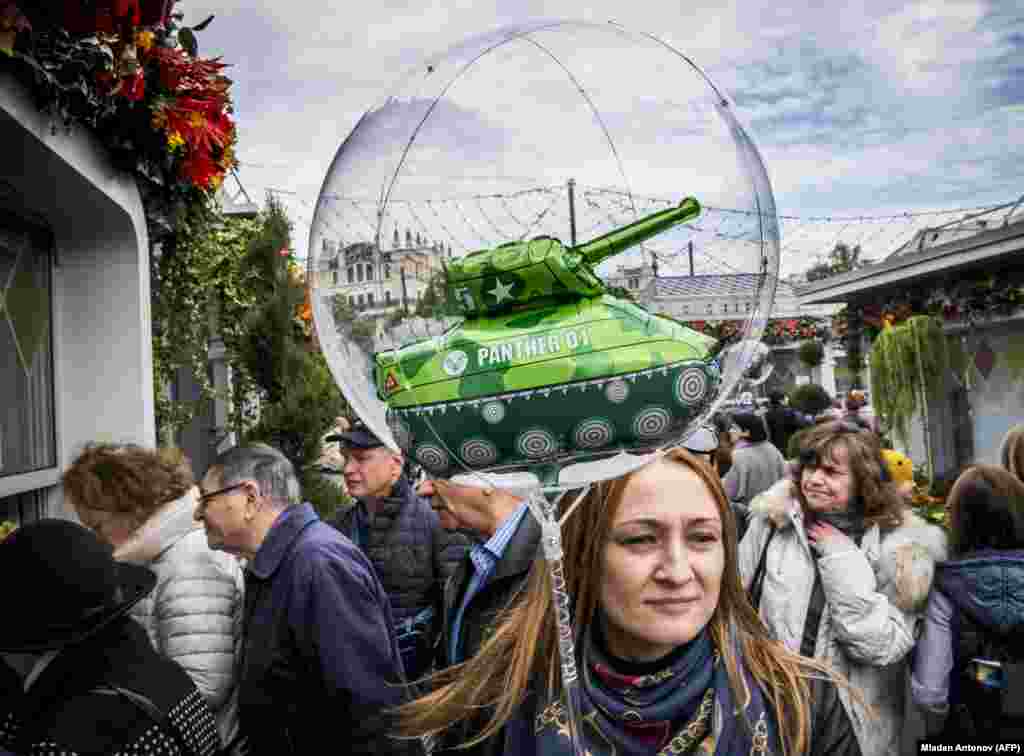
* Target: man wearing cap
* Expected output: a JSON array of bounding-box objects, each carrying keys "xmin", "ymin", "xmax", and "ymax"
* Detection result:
[
  {"xmin": 0, "ymin": 519, "xmax": 222, "ymax": 755},
  {"xmin": 417, "ymin": 471, "xmax": 541, "ymax": 671},
  {"xmin": 329, "ymin": 423, "xmax": 468, "ymax": 683}
]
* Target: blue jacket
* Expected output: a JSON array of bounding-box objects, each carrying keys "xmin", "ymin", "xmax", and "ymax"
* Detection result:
[
  {"xmin": 238, "ymin": 503, "xmax": 420, "ymax": 756},
  {"xmin": 912, "ymin": 549, "xmax": 1024, "ymax": 737}
]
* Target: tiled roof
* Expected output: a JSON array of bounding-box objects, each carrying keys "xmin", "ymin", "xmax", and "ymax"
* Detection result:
[{"xmin": 654, "ymin": 274, "xmax": 793, "ymax": 298}]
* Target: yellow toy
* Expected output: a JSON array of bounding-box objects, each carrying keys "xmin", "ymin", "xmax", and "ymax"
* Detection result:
[{"xmin": 881, "ymin": 449, "xmax": 915, "ymax": 501}]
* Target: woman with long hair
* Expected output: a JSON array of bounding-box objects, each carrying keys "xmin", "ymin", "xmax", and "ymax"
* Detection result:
[
  {"xmin": 912, "ymin": 465, "xmax": 1024, "ymax": 739},
  {"xmin": 397, "ymin": 448, "xmax": 861, "ymax": 755},
  {"xmin": 739, "ymin": 422, "xmax": 947, "ymax": 756}
]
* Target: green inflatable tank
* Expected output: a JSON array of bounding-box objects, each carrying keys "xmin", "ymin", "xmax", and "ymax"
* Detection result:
[{"xmin": 377, "ymin": 197, "xmax": 722, "ymax": 476}]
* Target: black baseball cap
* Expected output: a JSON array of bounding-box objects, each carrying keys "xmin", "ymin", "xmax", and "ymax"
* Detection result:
[{"xmin": 325, "ymin": 422, "xmax": 384, "ymax": 449}]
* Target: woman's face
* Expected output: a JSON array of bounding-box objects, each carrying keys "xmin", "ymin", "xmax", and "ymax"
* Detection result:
[
  {"xmin": 800, "ymin": 443, "xmax": 856, "ymax": 513},
  {"xmin": 75, "ymin": 505, "xmax": 137, "ymax": 548},
  {"xmin": 599, "ymin": 458, "xmax": 725, "ymax": 662}
]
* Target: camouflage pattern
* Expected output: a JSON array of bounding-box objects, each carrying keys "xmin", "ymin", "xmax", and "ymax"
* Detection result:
[
  {"xmin": 388, "ymin": 358, "xmax": 719, "ymax": 477},
  {"xmin": 444, "ymin": 198, "xmax": 700, "ymax": 317},
  {"xmin": 373, "ymin": 198, "xmax": 722, "ymax": 476}
]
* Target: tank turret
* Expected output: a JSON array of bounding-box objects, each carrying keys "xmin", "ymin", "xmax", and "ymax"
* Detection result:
[{"xmin": 444, "ymin": 197, "xmax": 700, "ymax": 317}]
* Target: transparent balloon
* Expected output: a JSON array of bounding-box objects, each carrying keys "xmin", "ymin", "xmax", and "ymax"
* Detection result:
[{"xmin": 309, "ymin": 18, "xmax": 779, "ymax": 754}]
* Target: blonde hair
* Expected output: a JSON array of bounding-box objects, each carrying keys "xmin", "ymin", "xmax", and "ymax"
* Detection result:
[{"xmin": 396, "ymin": 448, "xmax": 850, "ymax": 755}]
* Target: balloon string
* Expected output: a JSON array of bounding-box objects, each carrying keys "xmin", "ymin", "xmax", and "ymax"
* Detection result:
[{"xmin": 530, "ymin": 489, "xmax": 587, "ymax": 756}]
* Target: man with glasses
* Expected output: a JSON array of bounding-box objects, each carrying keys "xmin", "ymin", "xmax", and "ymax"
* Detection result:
[
  {"xmin": 195, "ymin": 443, "xmax": 421, "ymax": 756},
  {"xmin": 327, "ymin": 422, "xmax": 467, "ymax": 684}
]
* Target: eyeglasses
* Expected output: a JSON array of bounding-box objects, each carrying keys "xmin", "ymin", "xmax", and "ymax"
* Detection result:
[{"xmin": 197, "ymin": 482, "xmax": 249, "ymax": 510}]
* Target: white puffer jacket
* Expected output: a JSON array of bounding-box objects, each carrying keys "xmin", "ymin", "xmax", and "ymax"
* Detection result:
[
  {"xmin": 114, "ymin": 488, "xmax": 244, "ymax": 748},
  {"xmin": 738, "ymin": 479, "xmax": 947, "ymax": 756}
]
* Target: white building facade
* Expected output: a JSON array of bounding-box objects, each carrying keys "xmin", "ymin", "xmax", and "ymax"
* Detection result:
[{"xmin": 1, "ymin": 72, "xmax": 154, "ymax": 523}]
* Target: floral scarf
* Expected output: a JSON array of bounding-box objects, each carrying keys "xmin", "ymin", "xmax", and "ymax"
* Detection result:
[{"xmin": 534, "ymin": 622, "xmax": 780, "ymax": 755}]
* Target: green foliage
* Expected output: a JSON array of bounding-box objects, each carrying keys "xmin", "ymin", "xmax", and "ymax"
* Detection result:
[
  {"xmin": 869, "ymin": 315, "xmax": 948, "ymax": 448},
  {"xmin": 152, "ymin": 201, "xmax": 261, "ymax": 441},
  {"xmin": 797, "ymin": 339, "xmax": 825, "ymax": 369},
  {"xmin": 300, "ymin": 467, "xmax": 351, "ymax": 522},
  {"xmin": 232, "ymin": 197, "xmax": 349, "ymax": 516},
  {"xmin": 805, "ymin": 242, "xmax": 867, "ymax": 282},
  {"xmin": 789, "ymin": 383, "xmax": 832, "ymax": 416}
]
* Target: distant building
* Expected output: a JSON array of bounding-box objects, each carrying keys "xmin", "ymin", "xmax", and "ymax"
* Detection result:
[
  {"xmin": 312, "ymin": 230, "xmax": 449, "ymax": 315},
  {"xmin": 799, "ymin": 199, "xmax": 1024, "ymax": 477},
  {"xmin": 607, "ymin": 262, "xmax": 844, "ymax": 395}
]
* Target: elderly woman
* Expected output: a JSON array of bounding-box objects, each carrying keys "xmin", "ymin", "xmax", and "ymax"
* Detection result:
[
  {"xmin": 62, "ymin": 443, "xmax": 245, "ymax": 753},
  {"xmin": 0, "ymin": 519, "xmax": 221, "ymax": 755},
  {"xmin": 398, "ymin": 448, "xmax": 862, "ymax": 755},
  {"xmin": 912, "ymin": 465, "xmax": 1024, "ymax": 740},
  {"xmin": 739, "ymin": 422, "xmax": 948, "ymax": 756}
]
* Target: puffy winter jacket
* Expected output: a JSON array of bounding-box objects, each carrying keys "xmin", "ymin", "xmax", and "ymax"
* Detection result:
[
  {"xmin": 332, "ymin": 476, "xmax": 469, "ymax": 623},
  {"xmin": 739, "ymin": 479, "xmax": 947, "ymax": 756},
  {"xmin": 113, "ymin": 489, "xmax": 244, "ymax": 748}
]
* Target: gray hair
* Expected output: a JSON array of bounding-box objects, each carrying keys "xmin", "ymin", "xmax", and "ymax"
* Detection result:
[{"xmin": 211, "ymin": 443, "xmax": 302, "ymax": 509}]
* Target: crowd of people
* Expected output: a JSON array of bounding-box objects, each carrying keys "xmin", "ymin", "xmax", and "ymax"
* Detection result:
[{"xmin": 1, "ymin": 391, "xmax": 1023, "ymax": 755}]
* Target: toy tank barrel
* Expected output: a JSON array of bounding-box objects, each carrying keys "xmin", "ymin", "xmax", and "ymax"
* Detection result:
[{"xmin": 573, "ymin": 197, "xmax": 700, "ymax": 267}]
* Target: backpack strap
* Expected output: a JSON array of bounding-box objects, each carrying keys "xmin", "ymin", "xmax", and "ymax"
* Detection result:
[{"xmin": 748, "ymin": 524, "xmax": 777, "ymax": 609}]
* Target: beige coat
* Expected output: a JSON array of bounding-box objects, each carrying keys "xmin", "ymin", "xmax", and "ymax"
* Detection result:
[{"xmin": 738, "ymin": 479, "xmax": 947, "ymax": 756}]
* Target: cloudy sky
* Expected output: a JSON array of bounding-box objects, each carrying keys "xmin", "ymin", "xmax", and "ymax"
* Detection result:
[{"xmin": 189, "ymin": 0, "xmax": 1024, "ymax": 277}]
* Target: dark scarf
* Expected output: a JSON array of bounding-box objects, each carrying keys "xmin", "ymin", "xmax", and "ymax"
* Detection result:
[
  {"xmin": 535, "ymin": 621, "xmax": 781, "ymax": 755},
  {"xmin": 811, "ymin": 502, "xmax": 867, "ymax": 543}
]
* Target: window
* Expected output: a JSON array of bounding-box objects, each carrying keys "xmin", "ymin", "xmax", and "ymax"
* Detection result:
[
  {"xmin": 347, "ymin": 266, "xmax": 354, "ymax": 283},
  {"xmin": 358, "ymin": 294, "xmax": 365, "ymax": 308},
  {"xmin": 366, "ymin": 264, "xmax": 373, "ymax": 281},
  {"xmin": 721, "ymin": 303, "xmax": 729, "ymax": 314},
  {"xmin": 0, "ymin": 213, "xmax": 56, "ymax": 479},
  {"xmin": 681, "ymin": 304, "xmax": 690, "ymax": 314},
  {"xmin": 331, "ymin": 271, "xmax": 338, "ymax": 285},
  {"xmin": 385, "ymin": 264, "xmax": 391, "ymax": 280},
  {"xmin": 745, "ymin": 301, "xmax": 752, "ymax": 313},
  {"xmin": 357, "ymin": 265, "xmax": 364, "ymax": 283},
  {"xmin": 705, "ymin": 303, "xmax": 713, "ymax": 314},
  {"xmin": 385, "ymin": 291, "xmax": 392, "ymax": 304},
  {"xmin": 368, "ymin": 292, "xmax": 375, "ymax": 307},
  {"xmin": 628, "ymin": 277, "xmax": 640, "ymax": 289}
]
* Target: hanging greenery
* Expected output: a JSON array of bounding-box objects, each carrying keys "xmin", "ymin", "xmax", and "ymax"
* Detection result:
[
  {"xmin": 798, "ymin": 339, "xmax": 825, "ymax": 369},
  {"xmin": 870, "ymin": 315, "xmax": 949, "ymax": 450}
]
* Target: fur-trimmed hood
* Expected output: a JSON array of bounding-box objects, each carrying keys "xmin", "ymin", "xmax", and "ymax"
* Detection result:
[
  {"xmin": 113, "ymin": 488, "xmax": 202, "ymax": 565},
  {"xmin": 750, "ymin": 478, "xmax": 948, "ymax": 613}
]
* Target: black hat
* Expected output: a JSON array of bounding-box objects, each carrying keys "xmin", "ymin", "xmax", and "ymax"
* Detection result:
[
  {"xmin": 0, "ymin": 519, "xmax": 156, "ymax": 652},
  {"xmin": 325, "ymin": 422, "xmax": 384, "ymax": 450}
]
